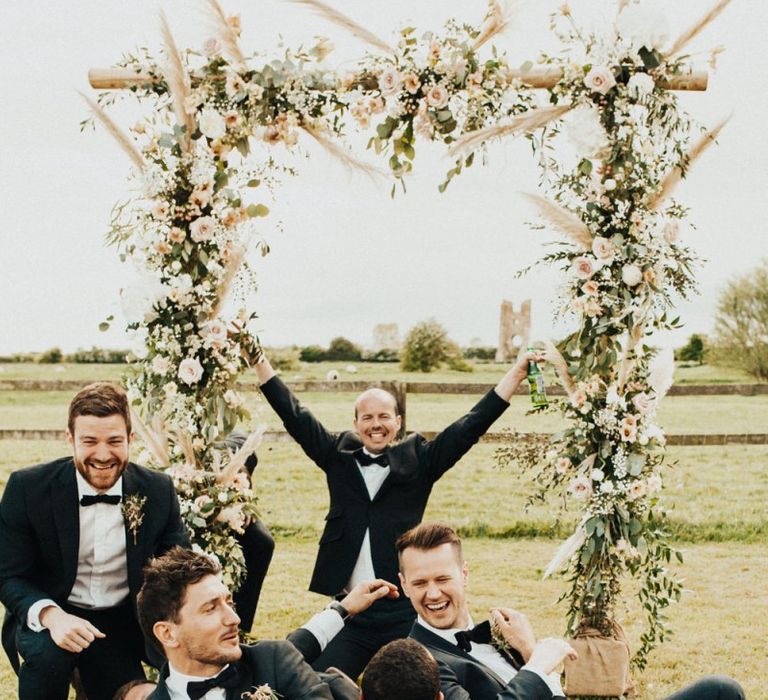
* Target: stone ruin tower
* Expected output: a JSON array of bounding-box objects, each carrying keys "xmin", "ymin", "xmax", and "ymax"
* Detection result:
[
  {"xmin": 495, "ymin": 299, "xmax": 531, "ymax": 362},
  {"xmin": 372, "ymin": 323, "xmax": 400, "ymax": 351}
]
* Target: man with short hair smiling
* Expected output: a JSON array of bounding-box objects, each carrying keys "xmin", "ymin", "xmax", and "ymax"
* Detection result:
[
  {"xmin": 251, "ymin": 351, "xmax": 539, "ymax": 677},
  {"xmin": 397, "ymin": 522, "xmax": 745, "ymax": 700},
  {"xmin": 139, "ymin": 546, "xmax": 396, "ymax": 700},
  {"xmin": 0, "ymin": 382, "xmax": 189, "ymax": 700}
]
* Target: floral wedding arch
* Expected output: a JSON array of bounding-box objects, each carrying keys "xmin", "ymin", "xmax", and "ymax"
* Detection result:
[{"xmin": 84, "ymin": 0, "xmax": 730, "ymax": 676}]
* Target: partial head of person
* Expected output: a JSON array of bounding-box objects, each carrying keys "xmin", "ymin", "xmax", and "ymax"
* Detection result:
[
  {"xmin": 137, "ymin": 546, "xmax": 241, "ymax": 676},
  {"xmin": 113, "ymin": 678, "xmax": 157, "ymax": 700},
  {"xmin": 66, "ymin": 381, "xmax": 133, "ymax": 492},
  {"xmin": 361, "ymin": 638, "xmax": 443, "ymax": 700},
  {"xmin": 396, "ymin": 522, "xmax": 469, "ymax": 631},
  {"xmin": 353, "ymin": 388, "xmax": 401, "ymax": 454}
]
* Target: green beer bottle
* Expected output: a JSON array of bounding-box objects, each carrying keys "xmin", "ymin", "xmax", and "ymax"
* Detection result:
[{"xmin": 526, "ymin": 346, "xmax": 548, "ymax": 408}]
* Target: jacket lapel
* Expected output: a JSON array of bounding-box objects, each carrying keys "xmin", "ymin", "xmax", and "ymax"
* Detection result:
[
  {"xmin": 121, "ymin": 464, "xmax": 144, "ymax": 597},
  {"xmin": 411, "ymin": 622, "xmax": 509, "ymax": 688},
  {"xmin": 52, "ymin": 463, "xmax": 79, "ymax": 589}
]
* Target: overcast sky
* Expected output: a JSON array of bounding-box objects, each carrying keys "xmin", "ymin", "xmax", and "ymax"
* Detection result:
[{"xmin": 2, "ymin": 0, "xmax": 766, "ymax": 355}]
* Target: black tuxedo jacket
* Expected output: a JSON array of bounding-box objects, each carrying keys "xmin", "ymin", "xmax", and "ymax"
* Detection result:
[
  {"xmin": 261, "ymin": 376, "xmax": 509, "ymax": 595},
  {"xmin": 410, "ymin": 622, "xmax": 557, "ymax": 700},
  {"xmin": 148, "ymin": 641, "xmax": 340, "ymax": 700},
  {"xmin": 0, "ymin": 457, "xmax": 190, "ymax": 671}
]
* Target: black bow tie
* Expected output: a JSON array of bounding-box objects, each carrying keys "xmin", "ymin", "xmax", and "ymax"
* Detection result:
[
  {"xmin": 355, "ymin": 449, "xmax": 389, "ymax": 467},
  {"xmin": 186, "ymin": 664, "xmax": 240, "ymax": 700},
  {"xmin": 454, "ymin": 620, "xmax": 525, "ymax": 670},
  {"xmin": 80, "ymin": 494, "xmax": 121, "ymax": 506}
]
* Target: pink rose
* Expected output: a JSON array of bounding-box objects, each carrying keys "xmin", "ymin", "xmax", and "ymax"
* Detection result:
[
  {"xmin": 568, "ymin": 475, "xmax": 592, "ymax": 501},
  {"xmin": 572, "ymin": 256, "xmax": 596, "ymax": 280},
  {"xmin": 581, "ymin": 280, "xmax": 599, "ymax": 296},
  {"xmin": 178, "ymin": 357, "xmax": 204, "ymax": 385},
  {"xmin": 202, "ymin": 38, "xmax": 222, "ymax": 57},
  {"xmin": 426, "ymin": 84, "xmax": 449, "ymax": 109},
  {"xmin": 584, "ymin": 66, "xmax": 616, "ymax": 95},
  {"xmin": 404, "ymin": 73, "xmax": 421, "ymax": 95},
  {"xmin": 555, "ymin": 457, "xmax": 572, "ymax": 475},
  {"xmin": 378, "ymin": 68, "xmax": 403, "ymax": 96}
]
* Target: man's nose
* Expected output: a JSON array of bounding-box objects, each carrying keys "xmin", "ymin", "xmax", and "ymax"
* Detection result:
[
  {"xmin": 224, "ymin": 602, "xmax": 241, "ymax": 626},
  {"xmin": 425, "ymin": 582, "xmax": 441, "ymax": 599},
  {"xmin": 92, "ymin": 443, "xmax": 112, "ymax": 461}
]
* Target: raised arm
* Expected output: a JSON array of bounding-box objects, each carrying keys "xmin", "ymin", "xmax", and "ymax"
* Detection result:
[
  {"xmin": 255, "ymin": 354, "xmax": 338, "ymax": 471},
  {"xmin": 424, "ymin": 351, "xmax": 541, "ymax": 482}
]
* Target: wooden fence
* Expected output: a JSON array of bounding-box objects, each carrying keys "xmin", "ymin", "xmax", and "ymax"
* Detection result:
[{"xmin": 1, "ymin": 379, "xmax": 767, "ymax": 446}]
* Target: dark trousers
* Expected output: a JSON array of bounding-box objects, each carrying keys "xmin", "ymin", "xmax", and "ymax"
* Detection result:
[
  {"xmin": 15, "ymin": 601, "xmax": 145, "ymax": 700},
  {"xmin": 311, "ymin": 597, "xmax": 415, "ymax": 680},
  {"xmin": 664, "ymin": 675, "xmax": 745, "ymax": 700},
  {"xmin": 234, "ymin": 519, "xmax": 275, "ymax": 633}
]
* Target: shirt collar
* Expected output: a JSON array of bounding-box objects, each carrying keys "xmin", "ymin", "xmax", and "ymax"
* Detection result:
[
  {"xmin": 75, "ymin": 470, "xmax": 123, "ymax": 499},
  {"xmin": 166, "ymin": 662, "xmax": 230, "ymax": 695},
  {"xmin": 417, "ymin": 613, "xmax": 475, "ymax": 645}
]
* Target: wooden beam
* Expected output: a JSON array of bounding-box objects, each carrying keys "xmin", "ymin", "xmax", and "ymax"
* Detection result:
[{"xmin": 88, "ymin": 66, "xmax": 709, "ymax": 91}]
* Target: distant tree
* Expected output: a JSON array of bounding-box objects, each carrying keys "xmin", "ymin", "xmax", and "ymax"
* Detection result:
[
  {"xmin": 363, "ymin": 348, "xmax": 400, "ymax": 363},
  {"xmin": 711, "ymin": 260, "xmax": 768, "ymax": 380},
  {"xmin": 463, "ymin": 346, "xmax": 496, "ymax": 361},
  {"xmin": 299, "ymin": 345, "xmax": 327, "ymax": 362},
  {"xmin": 264, "ymin": 346, "xmax": 301, "ymax": 371},
  {"xmin": 38, "ymin": 347, "xmax": 63, "ymax": 364},
  {"xmin": 326, "ymin": 336, "xmax": 362, "ymax": 361},
  {"xmin": 676, "ymin": 334, "xmax": 706, "ymax": 365},
  {"xmin": 401, "ymin": 319, "xmax": 452, "ymax": 372}
]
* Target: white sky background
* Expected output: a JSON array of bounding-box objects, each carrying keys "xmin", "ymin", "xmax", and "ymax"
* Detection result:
[{"xmin": 1, "ymin": 0, "xmax": 766, "ymax": 355}]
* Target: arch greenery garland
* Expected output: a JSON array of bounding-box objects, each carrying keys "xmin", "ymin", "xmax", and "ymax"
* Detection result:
[{"xmin": 84, "ymin": 0, "xmax": 729, "ymax": 676}]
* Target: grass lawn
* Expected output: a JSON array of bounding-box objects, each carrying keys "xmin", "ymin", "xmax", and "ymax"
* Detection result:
[{"xmin": 0, "ymin": 361, "xmax": 765, "ymax": 698}]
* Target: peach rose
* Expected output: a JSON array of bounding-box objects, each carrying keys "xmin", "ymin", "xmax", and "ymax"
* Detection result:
[
  {"xmin": 572, "ymin": 256, "xmax": 596, "ymax": 280},
  {"xmin": 426, "ymin": 84, "xmax": 449, "ymax": 109}
]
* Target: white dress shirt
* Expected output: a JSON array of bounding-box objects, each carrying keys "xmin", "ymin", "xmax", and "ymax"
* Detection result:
[
  {"xmin": 344, "ymin": 448, "xmax": 390, "ymax": 591},
  {"xmin": 27, "ymin": 473, "xmax": 129, "ymax": 630},
  {"xmin": 417, "ymin": 616, "xmax": 565, "ymax": 697},
  {"xmin": 165, "ymin": 662, "xmax": 229, "ymax": 700},
  {"xmin": 301, "ymin": 608, "xmax": 346, "ymax": 651}
]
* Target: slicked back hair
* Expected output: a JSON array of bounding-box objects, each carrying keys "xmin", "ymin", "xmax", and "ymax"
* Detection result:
[
  {"xmin": 67, "ymin": 382, "xmax": 132, "ymax": 435},
  {"xmin": 362, "ymin": 639, "xmax": 440, "ymax": 700},
  {"xmin": 137, "ymin": 546, "xmax": 220, "ymax": 651},
  {"xmin": 396, "ymin": 521, "xmax": 463, "ymax": 571}
]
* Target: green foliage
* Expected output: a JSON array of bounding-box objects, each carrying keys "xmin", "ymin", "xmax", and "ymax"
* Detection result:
[
  {"xmin": 711, "ymin": 260, "xmax": 768, "ymax": 381},
  {"xmin": 299, "ymin": 345, "xmax": 327, "ymax": 363},
  {"xmin": 66, "ymin": 347, "xmax": 129, "ymax": 364},
  {"xmin": 401, "ymin": 318, "xmax": 453, "ymax": 372},
  {"xmin": 325, "ymin": 336, "xmax": 363, "ymax": 362},
  {"xmin": 362, "ymin": 348, "xmax": 401, "ymax": 363},
  {"xmin": 463, "ymin": 345, "xmax": 497, "ymax": 361},
  {"xmin": 263, "ymin": 346, "xmax": 300, "ymax": 372},
  {"xmin": 675, "ymin": 334, "xmax": 706, "ymax": 365},
  {"xmin": 37, "ymin": 347, "xmax": 62, "ymax": 364}
]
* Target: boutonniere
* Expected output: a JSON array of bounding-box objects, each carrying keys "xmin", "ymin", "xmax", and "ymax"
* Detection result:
[
  {"xmin": 242, "ymin": 685, "xmax": 281, "ymax": 700},
  {"xmin": 121, "ymin": 494, "xmax": 147, "ymax": 545}
]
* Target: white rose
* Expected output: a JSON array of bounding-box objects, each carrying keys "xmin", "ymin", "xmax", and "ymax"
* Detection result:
[
  {"xmin": 190, "ymin": 216, "xmax": 216, "ymax": 243},
  {"xmin": 378, "ymin": 68, "xmax": 403, "ymax": 96},
  {"xmin": 590, "ymin": 468, "xmax": 605, "ymax": 482},
  {"xmin": 151, "ymin": 355, "xmax": 171, "ymax": 375},
  {"xmin": 591, "ymin": 237, "xmax": 615, "ymax": 261},
  {"xmin": 647, "ymin": 474, "xmax": 663, "ymax": 493},
  {"xmin": 426, "ymin": 84, "xmax": 449, "ymax": 109},
  {"xmin": 178, "ymin": 357, "xmax": 204, "ymax": 385},
  {"xmin": 621, "ymin": 264, "xmax": 643, "ymax": 287},
  {"xmin": 600, "ymin": 481, "xmax": 614, "ymax": 494},
  {"xmin": 632, "ymin": 392, "xmax": 651, "ymax": 414},
  {"xmin": 202, "ymin": 37, "xmax": 222, "ymax": 57},
  {"xmin": 627, "ymin": 72, "xmax": 655, "ymax": 99},
  {"xmin": 199, "ymin": 108, "xmax": 226, "ymax": 140},
  {"xmin": 663, "ymin": 220, "xmax": 680, "ymax": 244},
  {"xmin": 203, "ymin": 319, "xmax": 228, "ymax": 349},
  {"xmin": 223, "ymin": 389, "xmax": 242, "ymax": 408},
  {"xmin": 564, "ymin": 106, "xmax": 608, "ymax": 156},
  {"xmin": 583, "ymin": 66, "xmax": 616, "ymax": 95}
]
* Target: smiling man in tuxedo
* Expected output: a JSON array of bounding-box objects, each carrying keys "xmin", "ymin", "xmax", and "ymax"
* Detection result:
[
  {"xmin": 138, "ymin": 546, "xmax": 393, "ymax": 700},
  {"xmin": 0, "ymin": 382, "xmax": 189, "ymax": 700},
  {"xmin": 250, "ymin": 350, "xmax": 540, "ymax": 678},
  {"xmin": 397, "ymin": 522, "xmax": 745, "ymax": 700}
]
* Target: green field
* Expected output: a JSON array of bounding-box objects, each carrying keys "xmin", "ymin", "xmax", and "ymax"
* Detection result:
[{"xmin": 0, "ymin": 362, "xmax": 766, "ymax": 698}]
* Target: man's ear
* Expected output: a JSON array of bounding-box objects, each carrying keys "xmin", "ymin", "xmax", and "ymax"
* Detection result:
[
  {"xmin": 437, "ymin": 692, "xmax": 445, "ymax": 700},
  {"xmin": 128, "ymin": 430, "xmax": 135, "ymax": 445},
  {"xmin": 153, "ymin": 621, "xmax": 179, "ymax": 650},
  {"xmin": 65, "ymin": 429, "xmax": 74, "ymax": 447},
  {"xmin": 398, "ymin": 572, "xmax": 410, "ymax": 599},
  {"xmin": 462, "ymin": 561, "xmax": 469, "ymax": 587}
]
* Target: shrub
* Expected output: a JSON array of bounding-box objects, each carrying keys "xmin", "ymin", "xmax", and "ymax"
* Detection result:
[
  {"xmin": 326, "ymin": 336, "xmax": 362, "ymax": 361},
  {"xmin": 299, "ymin": 345, "xmax": 327, "ymax": 363},
  {"xmin": 401, "ymin": 319, "xmax": 452, "ymax": 372},
  {"xmin": 264, "ymin": 346, "xmax": 301, "ymax": 371},
  {"xmin": 38, "ymin": 347, "xmax": 63, "ymax": 364}
]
